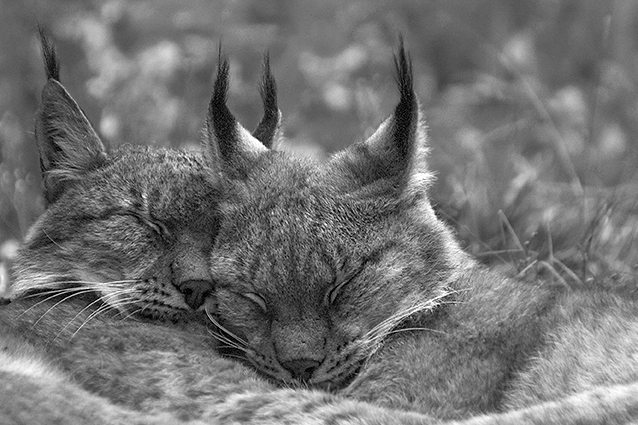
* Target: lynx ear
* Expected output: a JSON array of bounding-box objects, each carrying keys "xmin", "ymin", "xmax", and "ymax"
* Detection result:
[
  {"xmin": 35, "ymin": 29, "xmax": 107, "ymax": 204},
  {"xmin": 329, "ymin": 39, "xmax": 432, "ymax": 198},
  {"xmin": 252, "ymin": 52, "xmax": 282, "ymax": 149},
  {"xmin": 203, "ymin": 50, "xmax": 268, "ymax": 179}
]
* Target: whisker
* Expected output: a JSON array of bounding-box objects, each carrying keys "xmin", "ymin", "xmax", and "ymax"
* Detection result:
[
  {"xmin": 206, "ymin": 325, "xmax": 247, "ymax": 349},
  {"xmin": 116, "ymin": 304, "xmax": 145, "ymax": 321},
  {"xmin": 17, "ymin": 279, "xmax": 140, "ymax": 297},
  {"xmin": 20, "ymin": 286, "xmax": 93, "ymax": 300},
  {"xmin": 69, "ymin": 302, "xmax": 114, "ymax": 340},
  {"xmin": 18, "ymin": 287, "xmax": 96, "ymax": 318},
  {"xmin": 134, "ymin": 302, "xmax": 152, "ymax": 318},
  {"xmin": 92, "ymin": 290, "xmax": 149, "ymax": 321},
  {"xmin": 207, "ymin": 328, "xmax": 248, "ymax": 353},
  {"xmin": 211, "ymin": 323, "xmax": 248, "ymax": 349},
  {"xmin": 42, "ymin": 229, "xmax": 64, "ymax": 250},
  {"xmin": 20, "ymin": 287, "xmax": 80, "ymax": 300},
  {"xmin": 30, "ymin": 290, "xmax": 97, "ymax": 327},
  {"xmin": 98, "ymin": 290, "xmax": 139, "ymax": 308},
  {"xmin": 357, "ymin": 287, "xmax": 458, "ymax": 356},
  {"xmin": 56, "ymin": 287, "xmax": 139, "ymax": 339},
  {"xmin": 386, "ymin": 326, "xmax": 448, "ymax": 337},
  {"xmin": 54, "ymin": 295, "xmax": 109, "ymax": 339},
  {"xmin": 100, "ymin": 297, "xmax": 138, "ymax": 315},
  {"xmin": 205, "ymin": 306, "xmax": 249, "ymax": 347},
  {"xmin": 16, "ymin": 280, "xmax": 140, "ymax": 310},
  {"xmin": 15, "ymin": 279, "xmax": 144, "ymax": 334}
]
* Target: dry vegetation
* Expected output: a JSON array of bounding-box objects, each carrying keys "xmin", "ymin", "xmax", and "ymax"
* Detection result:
[{"xmin": 0, "ymin": 0, "xmax": 637, "ymax": 288}]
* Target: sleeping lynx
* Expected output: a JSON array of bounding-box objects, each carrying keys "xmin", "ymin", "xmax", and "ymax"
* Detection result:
[
  {"xmin": 205, "ymin": 40, "xmax": 638, "ymax": 421},
  {"xmin": 2, "ymin": 32, "xmax": 638, "ymax": 425},
  {"xmin": 0, "ymin": 30, "xmax": 434, "ymax": 425}
]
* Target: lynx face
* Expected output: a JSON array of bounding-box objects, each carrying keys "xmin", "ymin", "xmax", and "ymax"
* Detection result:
[
  {"xmin": 9, "ymin": 31, "xmax": 281, "ymax": 322},
  {"xmin": 12, "ymin": 146, "xmax": 221, "ymax": 322},
  {"xmin": 205, "ymin": 44, "xmax": 467, "ymax": 387},
  {"xmin": 210, "ymin": 161, "xmax": 460, "ymax": 388}
]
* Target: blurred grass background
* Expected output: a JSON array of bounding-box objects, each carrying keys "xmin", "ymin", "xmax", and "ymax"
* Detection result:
[{"xmin": 1, "ymin": 0, "xmax": 637, "ymax": 286}]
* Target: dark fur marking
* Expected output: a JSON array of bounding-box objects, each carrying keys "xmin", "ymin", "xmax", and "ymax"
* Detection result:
[
  {"xmin": 207, "ymin": 46, "xmax": 238, "ymax": 161},
  {"xmin": 38, "ymin": 26, "xmax": 60, "ymax": 81},
  {"xmin": 35, "ymin": 29, "xmax": 109, "ymax": 204},
  {"xmin": 392, "ymin": 35, "xmax": 416, "ymax": 160},
  {"xmin": 252, "ymin": 52, "xmax": 279, "ymax": 148}
]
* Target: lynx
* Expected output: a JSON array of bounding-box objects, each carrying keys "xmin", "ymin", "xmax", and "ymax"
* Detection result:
[
  {"xmin": 205, "ymin": 40, "xmax": 638, "ymax": 422},
  {"xmin": 0, "ymin": 30, "xmax": 435, "ymax": 425},
  {"xmin": 2, "ymin": 32, "xmax": 638, "ymax": 425}
]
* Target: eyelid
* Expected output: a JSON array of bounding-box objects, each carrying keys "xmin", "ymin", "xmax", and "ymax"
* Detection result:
[
  {"xmin": 116, "ymin": 209, "xmax": 170, "ymax": 238},
  {"xmin": 243, "ymin": 292, "xmax": 268, "ymax": 313},
  {"xmin": 326, "ymin": 280, "xmax": 347, "ymax": 306},
  {"xmin": 325, "ymin": 267, "xmax": 365, "ymax": 306},
  {"xmin": 142, "ymin": 216, "xmax": 170, "ymax": 237}
]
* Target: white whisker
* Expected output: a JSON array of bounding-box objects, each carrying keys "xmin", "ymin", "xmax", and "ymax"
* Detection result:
[
  {"xmin": 69, "ymin": 303, "xmax": 114, "ymax": 340},
  {"xmin": 17, "ymin": 279, "xmax": 140, "ymax": 296},
  {"xmin": 55, "ymin": 295, "xmax": 109, "ymax": 339},
  {"xmin": 18, "ymin": 287, "xmax": 96, "ymax": 318},
  {"xmin": 94, "ymin": 288, "xmax": 147, "ymax": 320},
  {"xmin": 205, "ymin": 306, "xmax": 249, "ymax": 348},
  {"xmin": 30, "ymin": 289, "xmax": 97, "ymax": 327},
  {"xmin": 55, "ymin": 287, "xmax": 139, "ymax": 339},
  {"xmin": 114, "ymin": 302, "xmax": 146, "ymax": 321},
  {"xmin": 386, "ymin": 326, "xmax": 448, "ymax": 337},
  {"xmin": 42, "ymin": 229, "xmax": 64, "ymax": 250},
  {"xmin": 135, "ymin": 301, "xmax": 153, "ymax": 318},
  {"xmin": 207, "ymin": 327, "xmax": 248, "ymax": 353},
  {"xmin": 358, "ymin": 287, "xmax": 458, "ymax": 356}
]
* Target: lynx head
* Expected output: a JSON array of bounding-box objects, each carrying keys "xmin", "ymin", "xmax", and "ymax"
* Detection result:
[
  {"xmin": 10, "ymin": 30, "xmax": 280, "ymax": 322},
  {"xmin": 207, "ymin": 41, "xmax": 470, "ymax": 387}
]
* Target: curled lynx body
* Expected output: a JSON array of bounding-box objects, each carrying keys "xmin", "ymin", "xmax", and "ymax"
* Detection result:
[
  {"xmin": 204, "ymin": 39, "xmax": 638, "ymax": 423},
  {"xmin": 2, "ymin": 31, "xmax": 638, "ymax": 425}
]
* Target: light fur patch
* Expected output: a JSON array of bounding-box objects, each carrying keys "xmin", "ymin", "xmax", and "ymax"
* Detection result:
[{"xmin": 0, "ymin": 350, "xmax": 63, "ymax": 381}]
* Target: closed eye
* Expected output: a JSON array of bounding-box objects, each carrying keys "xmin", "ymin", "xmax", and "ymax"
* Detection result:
[
  {"xmin": 324, "ymin": 267, "xmax": 365, "ymax": 307},
  {"xmin": 112, "ymin": 209, "xmax": 170, "ymax": 238},
  {"xmin": 140, "ymin": 215, "xmax": 170, "ymax": 238},
  {"xmin": 242, "ymin": 292, "xmax": 268, "ymax": 313}
]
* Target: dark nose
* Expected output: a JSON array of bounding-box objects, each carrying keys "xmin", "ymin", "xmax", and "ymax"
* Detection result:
[
  {"xmin": 176, "ymin": 279, "xmax": 213, "ymax": 309},
  {"xmin": 282, "ymin": 359, "xmax": 320, "ymax": 382}
]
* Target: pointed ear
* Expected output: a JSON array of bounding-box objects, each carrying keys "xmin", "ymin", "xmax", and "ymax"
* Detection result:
[
  {"xmin": 203, "ymin": 50, "xmax": 268, "ymax": 179},
  {"xmin": 252, "ymin": 52, "xmax": 282, "ymax": 149},
  {"xmin": 35, "ymin": 29, "xmax": 107, "ymax": 204},
  {"xmin": 328, "ymin": 38, "xmax": 432, "ymax": 198}
]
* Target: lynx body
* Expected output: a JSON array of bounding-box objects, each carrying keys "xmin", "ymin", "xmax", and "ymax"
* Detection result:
[
  {"xmin": 205, "ymin": 42, "xmax": 638, "ymax": 421},
  {"xmin": 1, "ymin": 32, "xmax": 637, "ymax": 425}
]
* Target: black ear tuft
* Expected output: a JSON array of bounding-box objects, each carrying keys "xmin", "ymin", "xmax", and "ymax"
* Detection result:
[
  {"xmin": 203, "ymin": 46, "xmax": 267, "ymax": 177},
  {"xmin": 38, "ymin": 25, "xmax": 60, "ymax": 81},
  {"xmin": 35, "ymin": 29, "xmax": 107, "ymax": 204},
  {"xmin": 327, "ymin": 36, "xmax": 432, "ymax": 197},
  {"xmin": 392, "ymin": 35, "xmax": 416, "ymax": 159},
  {"xmin": 206, "ymin": 46, "xmax": 239, "ymax": 162},
  {"xmin": 252, "ymin": 52, "xmax": 281, "ymax": 148}
]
